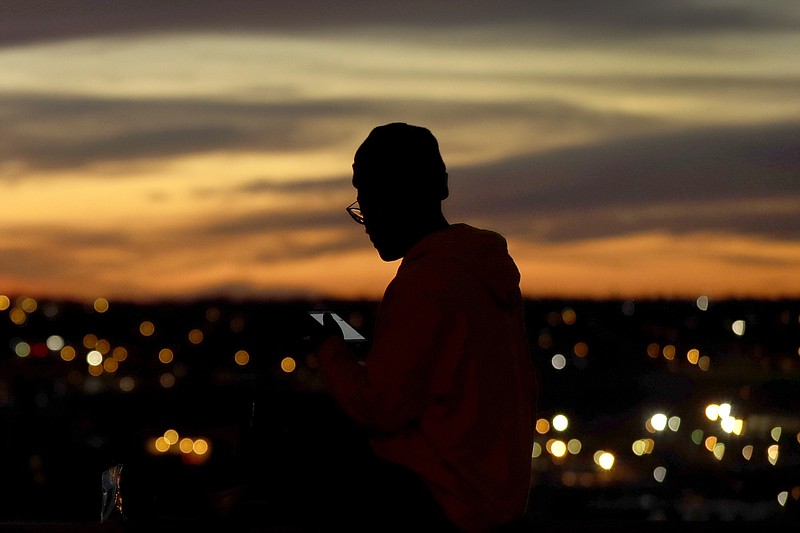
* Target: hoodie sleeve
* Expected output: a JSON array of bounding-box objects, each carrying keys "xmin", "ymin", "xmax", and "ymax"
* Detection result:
[{"xmin": 318, "ymin": 277, "xmax": 446, "ymax": 433}]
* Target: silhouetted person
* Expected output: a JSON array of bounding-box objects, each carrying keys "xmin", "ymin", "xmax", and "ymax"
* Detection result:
[{"xmin": 317, "ymin": 123, "xmax": 535, "ymax": 532}]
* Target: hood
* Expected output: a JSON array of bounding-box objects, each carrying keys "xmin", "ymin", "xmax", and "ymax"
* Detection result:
[{"xmin": 402, "ymin": 224, "xmax": 522, "ymax": 307}]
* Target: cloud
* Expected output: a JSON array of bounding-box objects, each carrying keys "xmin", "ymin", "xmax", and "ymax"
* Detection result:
[
  {"xmin": 2, "ymin": 1, "xmax": 798, "ymax": 47},
  {"xmin": 449, "ymin": 122, "xmax": 800, "ymax": 241},
  {"xmin": 0, "ymin": 93, "xmax": 660, "ymax": 175}
]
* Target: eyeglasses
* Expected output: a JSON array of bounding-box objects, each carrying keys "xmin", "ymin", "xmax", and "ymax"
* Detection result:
[{"xmin": 346, "ymin": 201, "xmax": 365, "ymax": 225}]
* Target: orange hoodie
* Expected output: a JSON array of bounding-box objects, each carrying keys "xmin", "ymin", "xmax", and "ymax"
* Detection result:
[{"xmin": 319, "ymin": 224, "xmax": 535, "ymax": 531}]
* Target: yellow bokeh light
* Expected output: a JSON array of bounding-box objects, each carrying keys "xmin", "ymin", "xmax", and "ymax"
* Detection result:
[
  {"xmin": 60, "ymin": 346, "xmax": 76, "ymax": 362},
  {"xmin": 686, "ymin": 348, "xmax": 700, "ymax": 364},
  {"xmin": 188, "ymin": 329, "xmax": 204, "ymax": 344},
  {"xmin": 280, "ymin": 356, "xmax": 296, "ymax": 373},
  {"xmin": 88, "ymin": 364, "xmax": 103, "ymax": 377},
  {"xmin": 164, "ymin": 429, "xmax": 179, "ymax": 445},
  {"xmin": 771, "ymin": 427, "xmax": 782, "ymax": 442},
  {"xmin": 545, "ymin": 439, "xmax": 556, "ymax": 454},
  {"xmin": 721, "ymin": 416, "xmax": 735, "ymax": 434},
  {"xmin": 733, "ymin": 418, "xmax": 744, "ymax": 436},
  {"xmin": 112, "ymin": 346, "xmax": 128, "ymax": 361},
  {"xmin": 742, "ymin": 445, "xmax": 753, "ymax": 460},
  {"xmin": 103, "ymin": 358, "xmax": 118, "ymax": 373},
  {"xmin": 713, "ymin": 442, "xmax": 725, "ymax": 460},
  {"xmin": 0, "ymin": 295, "xmax": 9, "ymax": 311},
  {"xmin": 155, "ymin": 437, "xmax": 170, "ymax": 453},
  {"xmin": 718, "ymin": 403, "xmax": 731, "ymax": 418},
  {"xmin": 768, "ymin": 444, "xmax": 779, "ymax": 465},
  {"xmin": 704, "ymin": 436, "xmax": 717, "ymax": 451},
  {"xmin": 93, "ymin": 298, "xmax": 109, "ymax": 313},
  {"xmin": 535, "ymin": 419, "xmax": 550, "ymax": 434},
  {"xmin": 95, "ymin": 339, "xmax": 111, "ymax": 355},
  {"xmin": 561, "ymin": 308, "xmax": 576, "ymax": 325},
  {"xmin": 20, "ymin": 297, "xmax": 37, "ymax": 313},
  {"xmin": 192, "ymin": 439, "xmax": 209, "ymax": 455},
  {"xmin": 651, "ymin": 413, "xmax": 667, "ymax": 431},
  {"xmin": 139, "ymin": 321, "xmax": 155, "ymax": 336},
  {"xmin": 705, "ymin": 404, "xmax": 720, "ymax": 421},
  {"xmin": 662, "ymin": 345, "xmax": 676, "ymax": 360},
  {"xmin": 86, "ymin": 350, "xmax": 102, "ymax": 366},
  {"xmin": 567, "ymin": 439, "xmax": 582, "ymax": 455},
  {"xmin": 598, "ymin": 452, "xmax": 615, "ymax": 470},
  {"xmin": 632, "ymin": 440, "xmax": 646, "ymax": 456},
  {"xmin": 9, "ymin": 308, "xmax": 26, "ymax": 325},
  {"xmin": 158, "ymin": 348, "xmax": 174, "ymax": 364},
  {"xmin": 83, "ymin": 334, "xmax": 98, "ymax": 349},
  {"xmin": 234, "ymin": 350, "xmax": 250, "ymax": 366},
  {"xmin": 179, "ymin": 438, "xmax": 194, "ymax": 454},
  {"xmin": 552, "ymin": 414, "xmax": 569, "ymax": 432},
  {"xmin": 667, "ymin": 416, "xmax": 681, "ymax": 432},
  {"xmin": 643, "ymin": 438, "xmax": 655, "ymax": 454},
  {"xmin": 593, "ymin": 450, "xmax": 605, "ymax": 466},
  {"xmin": 551, "ymin": 440, "xmax": 567, "ymax": 458},
  {"xmin": 531, "ymin": 442, "xmax": 542, "ymax": 458}
]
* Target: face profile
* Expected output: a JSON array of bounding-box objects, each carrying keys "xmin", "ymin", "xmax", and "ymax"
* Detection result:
[{"xmin": 349, "ymin": 123, "xmax": 450, "ymax": 262}]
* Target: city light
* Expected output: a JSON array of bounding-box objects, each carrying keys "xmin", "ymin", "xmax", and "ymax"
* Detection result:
[
  {"xmin": 651, "ymin": 413, "xmax": 668, "ymax": 432},
  {"xmin": 280, "ymin": 357, "xmax": 296, "ymax": 373},
  {"xmin": 535, "ymin": 419, "xmax": 550, "ymax": 434},
  {"xmin": 732, "ymin": 320, "xmax": 746, "ymax": 336},
  {"xmin": 653, "ymin": 466, "xmax": 667, "ymax": 483},
  {"xmin": 235, "ymin": 350, "xmax": 250, "ymax": 366},
  {"xmin": 46, "ymin": 335, "xmax": 65, "ymax": 351},
  {"xmin": 551, "ymin": 354, "xmax": 566, "ymax": 370},
  {"xmin": 93, "ymin": 298, "xmax": 110, "ymax": 313},
  {"xmin": 86, "ymin": 351, "xmax": 102, "ymax": 366},
  {"xmin": 598, "ymin": 452, "xmax": 615, "ymax": 471},
  {"xmin": 552, "ymin": 415, "xmax": 569, "ymax": 432}
]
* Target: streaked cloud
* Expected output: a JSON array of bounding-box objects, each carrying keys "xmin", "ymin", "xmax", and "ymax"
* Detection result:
[{"xmin": 0, "ymin": 1, "xmax": 798, "ymax": 300}]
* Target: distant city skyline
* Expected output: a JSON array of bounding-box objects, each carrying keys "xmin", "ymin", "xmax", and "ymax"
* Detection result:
[{"xmin": 2, "ymin": 1, "xmax": 799, "ymax": 301}]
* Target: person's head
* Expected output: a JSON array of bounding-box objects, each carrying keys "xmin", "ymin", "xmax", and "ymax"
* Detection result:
[{"xmin": 350, "ymin": 123, "xmax": 449, "ymax": 261}]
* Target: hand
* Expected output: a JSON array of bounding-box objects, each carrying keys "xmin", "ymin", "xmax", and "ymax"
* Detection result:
[{"xmin": 309, "ymin": 312, "xmax": 343, "ymax": 354}]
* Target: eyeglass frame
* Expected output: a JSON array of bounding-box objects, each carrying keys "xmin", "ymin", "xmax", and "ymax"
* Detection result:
[{"xmin": 346, "ymin": 201, "xmax": 365, "ymax": 225}]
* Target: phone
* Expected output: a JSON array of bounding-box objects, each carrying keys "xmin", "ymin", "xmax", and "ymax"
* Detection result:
[{"xmin": 308, "ymin": 312, "xmax": 366, "ymax": 341}]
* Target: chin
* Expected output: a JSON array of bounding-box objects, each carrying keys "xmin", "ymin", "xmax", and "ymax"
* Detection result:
[{"xmin": 375, "ymin": 246, "xmax": 402, "ymax": 262}]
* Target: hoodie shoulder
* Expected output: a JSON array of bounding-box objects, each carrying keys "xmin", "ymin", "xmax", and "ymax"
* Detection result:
[{"xmin": 400, "ymin": 224, "xmax": 522, "ymax": 307}]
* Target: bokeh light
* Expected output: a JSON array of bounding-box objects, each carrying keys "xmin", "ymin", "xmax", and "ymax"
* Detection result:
[
  {"xmin": 552, "ymin": 414, "xmax": 569, "ymax": 432},
  {"xmin": 598, "ymin": 452, "xmax": 615, "ymax": 470},
  {"xmin": 280, "ymin": 357, "xmax": 296, "ymax": 373},
  {"xmin": 93, "ymin": 298, "xmax": 109, "ymax": 313},
  {"xmin": 651, "ymin": 413, "xmax": 667, "ymax": 432},
  {"xmin": 653, "ymin": 466, "xmax": 667, "ymax": 483},
  {"xmin": 551, "ymin": 354, "xmax": 566, "ymax": 370},
  {"xmin": 139, "ymin": 321, "xmax": 155, "ymax": 336},
  {"xmin": 158, "ymin": 348, "xmax": 174, "ymax": 364},
  {"xmin": 188, "ymin": 329, "xmax": 204, "ymax": 344},
  {"xmin": 234, "ymin": 350, "xmax": 250, "ymax": 366},
  {"xmin": 86, "ymin": 350, "xmax": 102, "ymax": 366},
  {"xmin": 535, "ymin": 419, "xmax": 550, "ymax": 434},
  {"xmin": 46, "ymin": 335, "xmax": 65, "ymax": 351}
]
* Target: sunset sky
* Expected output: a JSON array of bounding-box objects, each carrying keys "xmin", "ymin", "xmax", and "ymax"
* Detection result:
[{"xmin": 2, "ymin": 1, "xmax": 799, "ymax": 301}]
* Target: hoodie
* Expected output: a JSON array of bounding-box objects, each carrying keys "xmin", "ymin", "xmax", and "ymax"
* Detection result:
[{"xmin": 319, "ymin": 224, "xmax": 535, "ymax": 531}]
